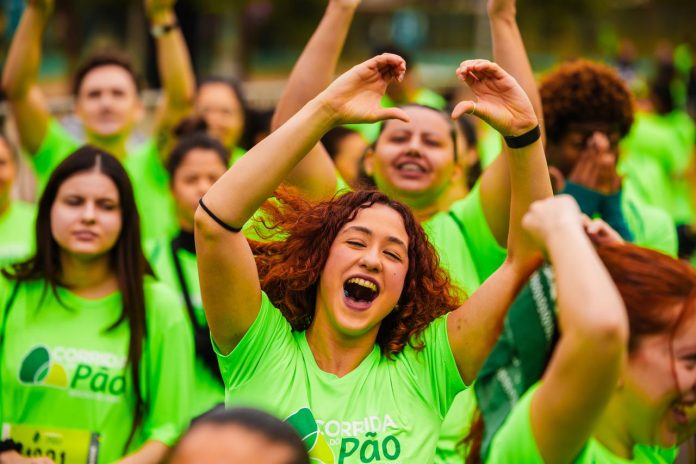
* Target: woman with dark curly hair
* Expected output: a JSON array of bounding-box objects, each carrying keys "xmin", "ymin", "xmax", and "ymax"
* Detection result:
[
  {"xmin": 540, "ymin": 59, "xmax": 679, "ymax": 257},
  {"xmin": 195, "ymin": 52, "xmax": 550, "ymax": 463}
]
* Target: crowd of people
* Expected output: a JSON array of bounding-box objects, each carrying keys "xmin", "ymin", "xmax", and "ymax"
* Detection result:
[{"xmin": 0, "ymin": 0, "xmax": 694, "ymax": 463}]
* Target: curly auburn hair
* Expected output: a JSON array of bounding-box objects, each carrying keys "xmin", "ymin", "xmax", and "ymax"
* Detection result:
[
  {"xmin": 540, "ymin": 60, "xmax": 635, "ymax": 143},
  {"xmin": 248, "ymin": 188, "xmax": 463, "ymax": 356}
]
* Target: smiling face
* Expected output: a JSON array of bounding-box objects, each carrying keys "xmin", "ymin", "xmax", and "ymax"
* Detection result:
[
  {"xmin": 50, "ymin": 169, "xmax": 122, "ymax": 261},
  {"xmin": 364, "ymin": 107, "xmax": 459, "ymax": 209},
  {"xmin": 171, "ymin": 148, "xmax": 228, "ymax": 231},
  {"xmin": 314, "ymin": 204, "xmax": 410, "ymax": 342},
  {"xmin": 621, "ymin": 306, "xmax": 696, "ymax": 448},
  {"xmin": 75, "ymin": 65, "xmax": 143, "ymax": 141},
  {"xmin": 196, "ymin": 82, "xmax": 245, "ymax": 150}
]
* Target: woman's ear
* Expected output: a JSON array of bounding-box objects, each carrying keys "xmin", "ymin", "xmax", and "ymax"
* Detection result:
[{"xmin": 363, "ymin": 147, "xmax": 375, "ymax": 176}]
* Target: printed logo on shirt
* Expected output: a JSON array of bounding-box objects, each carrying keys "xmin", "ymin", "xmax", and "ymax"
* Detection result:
[
  {"xmin": 285, "ymin": 408, "xmax": 403, "ymax": 463},
  {"xmin": 18, "ymin": 345, "xmax": 127, "ymax": 401}
]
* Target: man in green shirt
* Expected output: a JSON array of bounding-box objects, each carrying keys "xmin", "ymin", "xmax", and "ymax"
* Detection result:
[{"xmin": 1, "ymin": 0, "xmax": 195, "ymax": 241}]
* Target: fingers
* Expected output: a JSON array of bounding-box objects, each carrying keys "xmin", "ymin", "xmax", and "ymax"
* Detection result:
[
  {"xmin": 371, "ymin": 53, "xmax": 406, "ymax": 82},
  {"xmin": 451, "ymin": 100, "xmax": 477, "ymax": 119},
  {"xmin": 456, "ymin": 59, "xmax": 506, "ymax": 84},
  {"xmin": 377, "ymin": 107, "xmax": 411, "ymax": 123}
]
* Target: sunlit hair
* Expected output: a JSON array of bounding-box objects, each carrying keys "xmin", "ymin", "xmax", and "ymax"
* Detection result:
[
  {"xmin": 249, "ymin": 188, "xmax": 463, "ymax": 356},
  {"xmin": 540, "ymin": 59, "xmax": 634, "ymax": 144},
  {"xmin": 464, "ymin": 243, "xmax": 696, "ymax": 464},
  {"xmin": 3, "ymin": 145, "xmax": 150, "ymax": 452}
]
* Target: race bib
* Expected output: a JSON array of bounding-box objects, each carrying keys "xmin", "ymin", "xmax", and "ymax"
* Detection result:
[{"xmin": 2, "ymin": 423, "xmax": 99, "ymax": 464}]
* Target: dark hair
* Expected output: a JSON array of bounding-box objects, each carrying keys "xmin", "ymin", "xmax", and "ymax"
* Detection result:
[
  {"xmin": 72, "ymin": 50, "xmax": 142, "ymax": 96},
  {"xmin": 3, "ymin": 145, "xmax": 151, "ymax": 452},
  {"xmin": 464, "ymin": 243, "xmax": 696, "ymax": 464},
  {"xmin": 165, "ymin": 407, "xmax": 309, "ymax": 464},
  {"xmin": 198, "ymin": 76, "xmax": 248, "ymax": 117},
  {"xmin": 250, "ymin": 188, "xmax": 463, "ymax": 355},
  {"xmin": 321, "ymin": 126, "xmax": 360, "ymax": 161},
  {"xmin": 540, "ymin": 60, "xmax": 634, "ymax": 145},
  {"xmin": 167, "ymin": 132, "xmax": 230, "ymax": 179},
  {"xmin": 453, "ymin": 115, "xmax": 481, "ymax": 189},
  {"xmin": 239, "ymin": 108, "xmax": 274, "ymax": 151}
]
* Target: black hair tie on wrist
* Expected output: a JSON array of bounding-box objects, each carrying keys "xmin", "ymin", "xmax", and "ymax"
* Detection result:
[
  {"xmin": 198, "ymin": 198, "xmax": 243, "ymax": 233},
  {"xmin": 504, "ymin": 125, "xmax": 541, "ymax": 149}
]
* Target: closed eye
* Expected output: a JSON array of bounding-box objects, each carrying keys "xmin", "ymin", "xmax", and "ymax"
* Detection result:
[
  {"xmin": 384, "ymin": 250, "xmax": 402, "ymax": 262},
  {"xmin": 346, "ymin": 240, "xmax": 366, "ymax": 248}
]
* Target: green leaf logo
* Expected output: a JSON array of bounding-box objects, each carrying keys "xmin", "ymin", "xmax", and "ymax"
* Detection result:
[
  {"xmin": 18, "ymin": 346, "xmax": 68, "ymax": 388},
  {"xmin": 285, "ymin": 408, "xmax": 334, "ymax": 464}
]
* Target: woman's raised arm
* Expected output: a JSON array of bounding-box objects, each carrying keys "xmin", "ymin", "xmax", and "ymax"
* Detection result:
[{"xmin": 196, "ymin": 54, "xmax": 409, "ymax": 355}]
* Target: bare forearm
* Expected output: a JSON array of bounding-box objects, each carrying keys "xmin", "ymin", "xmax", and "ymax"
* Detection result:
[
  {"xmin": 204, "ymin": 98, "xmax": 337, "ymax": 226},
  {"xmin": 506, "ymin": 140, "xmax": 553, "ymax": 270},
  {"xmin": 490, "ymin": 9, "xmax": 544, "ymax": 140},
  {"xmin": 271, "ymin": 1, "xmax": 358, "ymax": 129},
  {"xmin": 2, "ymin": 5, "xmax": 48, "ymax": 98},
  {"xmin": 151, "ymin": 8, "xmax": 195, "ymax": 111}
]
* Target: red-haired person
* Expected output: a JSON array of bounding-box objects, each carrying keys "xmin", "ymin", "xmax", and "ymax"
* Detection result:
[
  {"xmin": 194, "ymin": 54, "xmax": 550, "ymax": 462},
  {"xmin": 466, "ymin": 196, "xmax": 696, "ymax": 463}
]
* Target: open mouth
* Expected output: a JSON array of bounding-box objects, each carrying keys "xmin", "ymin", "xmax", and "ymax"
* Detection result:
[
  {"xmin": 343, "ymin": 277, "xmax": 380, "ymax": 305},
  {"xmin": 395, "ymin": 161, "xmax": 427, "ymax": 174}
]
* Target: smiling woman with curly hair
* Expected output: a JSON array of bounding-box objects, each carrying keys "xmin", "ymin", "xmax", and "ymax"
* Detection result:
[{"xmin": 194, "ymin": 54, "xmax": 551, "ymax": 462}]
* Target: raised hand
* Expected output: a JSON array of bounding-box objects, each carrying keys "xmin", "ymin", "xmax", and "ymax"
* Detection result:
[
  {"xmin": 522, "ymin": 195, "xmax": 584, "ymax": 250},
  {"xmin": 318, "ymin": 53, "xmax": 410, "ymax": 126},
  {"xmin": 582, "ymin": 216, "xmax": 624, "ymax": 247},
  {"xmin": 452, "ymin": 59, "xmax": 537, "ymax": 137},
  {"xmin": 145, "ymin": 0, "xmax": 176, "ymax": 19}
]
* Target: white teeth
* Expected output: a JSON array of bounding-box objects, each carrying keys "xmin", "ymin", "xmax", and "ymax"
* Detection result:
[
  {"xmin": 347, "ymin": 278, "xmax": 378, "ymax": 292},
  {"xmin": 398, "ymin": 162, "xmax": 424, "ymax": 173}
]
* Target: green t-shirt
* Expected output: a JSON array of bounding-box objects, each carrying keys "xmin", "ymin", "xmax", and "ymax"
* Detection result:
[
  {"xmin": 620, "ymin": 111, "xmax": 695, "ymax": 224},
  {"xmin": 487, "ymin": 383, "xmax": 674, "ymax": 463},
  {"xmin": 0, "ymin": 202, "xmax": 35, "ymax": 267},
  {"xmin": 32, "ymin": 119, "xmax": 178, "ymax": 241},
  {"xmin": 622, "ymin": 189, "xmax": 678, "ymax": 257},
  {"xmin": 145, "ymin": 237, "xmax": 224, "ymax": 418},
  {"xmin": 0, "ymin": 275, "xmax": 194, "ymax": 463},
  {"xmin": 422, "ymin": 185, "xmax": 507, "ymax": 296},
  {"xmin": 217, "ymin": 292, "xmax": 466, "ymax": 464}
]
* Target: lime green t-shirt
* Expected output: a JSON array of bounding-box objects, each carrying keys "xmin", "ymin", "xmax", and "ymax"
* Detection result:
[
  {"xmin": 487, "ymin": 383, "xmax": 674, "ymax": 463},
  {"xmin": 0, "ymin": 276, "xmax": 194, "ymax": 463},
  {"xmin": 217, "ymin": 292, "xmax": 466, "ymax": 464},
  {"xmin": 145, "ymin": 237, "xmax": 224, "ymax": 418},
  {"xmin": 0, "ymin": 202, "xmax": 35, "ymax": 267},
  {"xmin": 31, "ymin": 119, "xmax": 178, "ymax": 241},
  {"xmin": 622, "ymin": 189, "xmax": 678, "ymax": 257},
  {"xmin": 422, "ymin": 185, "xmax": 507, "ymax": 296}
]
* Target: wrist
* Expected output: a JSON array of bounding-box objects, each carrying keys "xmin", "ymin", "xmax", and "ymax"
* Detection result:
[
  {"xmin": 504, "ymin": 124, "xmax": 541, "ymax": 149},
  {"xmin": 488, "ymin": 9, "xmax": 517, "ymax": 23},
  {"xmin": 328, "ymin": 0, "xmax": 359, "ymax": 13}
]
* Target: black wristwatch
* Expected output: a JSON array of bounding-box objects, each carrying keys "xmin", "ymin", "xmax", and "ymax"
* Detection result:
[{"xmin": 150, "ymin": 20, "xmax": 179, "ymax": 38}]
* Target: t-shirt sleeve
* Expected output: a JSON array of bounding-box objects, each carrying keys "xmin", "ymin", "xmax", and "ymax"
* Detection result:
[
  {"xmin": 486, "ymin": 384, "xmax": 544, "ymax": 463},
  {"xmin": 449, "ymin": 185, "xmax": 507, "ymax": 282},
  {"xmin": 413, "ymin": 314, "xmax": 467, "ymax": 419},
  {"xmin": 32, "ymin": 118, "xmax": 80, "ymax": 186},
  {"xmin": 140, "ymin": 282, "xmax": 194, "ymax": 446},
  {"xmin": 213, "ymin": 291, "xmax": 293, "ymax": 390}
]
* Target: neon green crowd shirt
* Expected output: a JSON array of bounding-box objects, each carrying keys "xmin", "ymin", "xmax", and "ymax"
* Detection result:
[
  {"xmin": 146, "ymin": 238, "xmax": 225, "ymax": 418},
  {"xmin": 0, "ymin": 275, "xmax": 194, "ymax": 463},
  {"xmin": 31, "ymin": 119, "xmax": 178, "ymax": 241},
  {"xmin": 0, "ymin": 201, "xmax": 35, "ymax": 267},
  {"xmin": 217, "ymin": 292, "xmax": 466, "ymax": 464},
  {"xmin": 487, "ymin": 384, "xmax": 676, "ymax": 463}
]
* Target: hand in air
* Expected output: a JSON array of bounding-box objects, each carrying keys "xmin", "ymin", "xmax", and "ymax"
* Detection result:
[
  {"xmin": 452, "ymin": 60, "xmax": 537, "ymax": 138},
  {"xmin": 522, "ymin": 195, "xmax": 583, "ymax": 250},
  {"xmin": 145, "ymin": 0, "xmax": 176, "ymax": 18},
  {"xmin": 568, "ymin": 132, "xmax": 622, "ymax": 194},
  {"xmin": 318, "ymin": 53, "xmax": 410, "ymax": 126}
]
